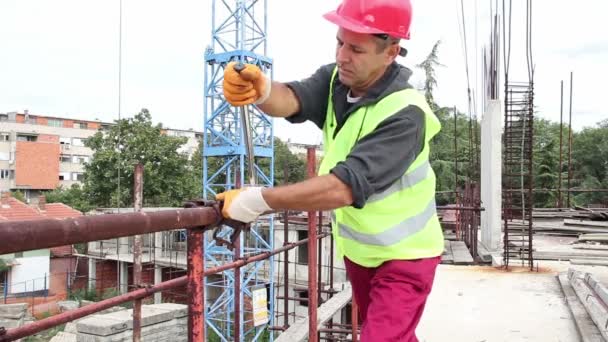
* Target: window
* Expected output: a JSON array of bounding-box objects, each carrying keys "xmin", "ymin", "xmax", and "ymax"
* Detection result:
[
  {"xmin": 73, "ymin": 122, "xmax": 88, "ymax": 129},
  {"xmin": 47, "ymin": 119, "xmax": 63, "ymax": 127},
  {"xmin": 72, "ymin": 155, "xmax": 89, "ymax": 164},
  {"xmin": 59, "ymin": 137, "xmax": 71, "ymax": 145},
  {"xmin": 0, "ymin": 114, "xmax": 8, "ymax": 122},
  {"xmin": 72, "ymin": 138, "xmax": 85, "ymax": 146},
  {"xmin": 59, "ymin": 172, "xmax": 71, "ymax": 181},
  {"xmin": 25, "ymin": 116, "xmax": 37, "ymax": 124},
  {"xmin": 0, "ymin": 133, "xmax": 9, "ymax": 141},
  {"xmin": 0, "ymin": 170, "xmax": 14, "ymax": 179},
  {"xmin": 71, "ymin": 172, "xmax": 84, "ymax": 181},
  {"xmin": 60, "ymin": 155, "xmax": 71, "ymax": 163},
  {"xmin": 17, "ymin": 135, "xmax": 37, "ymax": 142}
]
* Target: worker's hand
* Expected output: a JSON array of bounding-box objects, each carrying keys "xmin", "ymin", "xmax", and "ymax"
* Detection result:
[
  {"xmin": 223, "ymin": 62, "xmax": 271, "ymax": 106},
  {"xmin": 215, "ymin": 187, "xmax": 272, "ymax": 223}
]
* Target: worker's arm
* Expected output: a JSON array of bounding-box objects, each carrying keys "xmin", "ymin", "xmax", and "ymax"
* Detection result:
[
  {"xmin": 255, "ymin": 82, "xmax": 301, "ymax": 118},
  {"xmin": 215, "ymin": 175, "xmax": 352, "ymax": 223},
  {"xmin": 223, "ymin": 61, "xmax": 334, "ymax": 126},
  {"xmin": 262, "ymin": 174, "xmax": 353, "ymax": 211}
]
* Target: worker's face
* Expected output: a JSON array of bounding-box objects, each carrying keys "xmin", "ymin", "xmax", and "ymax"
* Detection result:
[{"xmin": 335, "ymin": 28, "xmax": 399, "ymax": 90}]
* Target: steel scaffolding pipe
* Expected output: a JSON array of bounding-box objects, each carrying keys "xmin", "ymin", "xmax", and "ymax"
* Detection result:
[
  {"xmin": 0, "ymin": 230, "xmax": 329, "ymax": 341},
  {"xmin": 0, "ymin": 206, "xmax": 220, "ymax": 255}
]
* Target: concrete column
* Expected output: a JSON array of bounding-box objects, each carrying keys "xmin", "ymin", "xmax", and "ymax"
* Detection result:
[
  {"xmin": 88, "ymin": 258, "xmax": 96, "ymax": 292},
  {"xmin": 118, "ymin": 237, "xmax": 129, "ymax": 254},
  {"xmin": 154, "ymin": 232, "xmax": 163, "ymax": 261},
  {"xmin": 480, "ymin": 99, "xmax": 503, "ymax": 254},
  {"xmin": 154, "ymin": 266, "xmax": 163, "ymax": 304},
  {"xmin": 119, "ymin": 262, "xmax": 129, "ymax": 294}
]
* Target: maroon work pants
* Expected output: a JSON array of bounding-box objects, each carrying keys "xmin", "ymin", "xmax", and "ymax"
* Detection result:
[{"xmin": 344, "ymin": 256, "xmax": 440, "ymax": 342}]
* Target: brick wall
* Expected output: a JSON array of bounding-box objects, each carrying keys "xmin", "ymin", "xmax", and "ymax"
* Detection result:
[
  {"xmin": 62, "ymin": 119, "xmax": 74, "ymax": 128},
  {"xmin": 15, "ymin": 141, "xmax": 60, "ymax": 189},
  {"xmin": 49, "ymin": 257, "xmax": 77, "ymax": 297},
  {"xmin": 161, "ymin": 268, "xmax": 187, "ymax": 304},
  {"xmin": 37, "ymin": 117, "xmax": 48, "ymax": 125},
  {"xmin": 37, "ymin": 134, "xmax": 59, "ymax": 143},
  {"xmin": 95, "ymin": 260, "xmax": 118, "ymax": 294}
]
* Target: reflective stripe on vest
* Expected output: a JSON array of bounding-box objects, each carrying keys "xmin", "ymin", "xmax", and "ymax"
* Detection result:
[
  {"xmin": 330, "ymin": 198, "xmax": 437, "ymax": 246},
  {"xmin": 367, "ymin": 159, "xmax": 431, "ymax": 203}
]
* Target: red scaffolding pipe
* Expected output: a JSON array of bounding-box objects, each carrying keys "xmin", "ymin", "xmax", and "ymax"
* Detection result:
[
  {"xmin": 0, "ymin": 207, "xmax": 220, "ymax": 255},
  {"xmin": 0, "ymin": 233, "xmax": 329, "ymax": 342},
  {"xmin": 307, "ymin": 147, "xmax": 319, "ymax": 342},
  {"xmin": 133, "ymin": 163, "xmax": 144, "ymax": 342},
  {"xmin": 187, "ymin": 228, "xmax": 205, "ymax": 342}
]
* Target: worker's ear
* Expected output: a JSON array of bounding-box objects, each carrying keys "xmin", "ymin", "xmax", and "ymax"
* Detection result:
[{"xmin": 384, "ymin": 44, "xmax": 400, "ymax": 65}]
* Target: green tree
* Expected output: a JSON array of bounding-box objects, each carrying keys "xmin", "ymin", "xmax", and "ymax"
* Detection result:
[
  {"xmin": 416, "ymin": 40, "xmax": 443, "ymax": 109},
  {"xmin": 532, "ymin": 119, "xmax": 562, "ymax": 207},
  {"xmin": 11, "ymin": 190, "xmax": 26, "ymax": 203},
  {"xmin": 45, "ymin": 184, "xmax": 94, "ymax": 213},
  {"xmin": 83, "ymin": 109, "xmax": 200, "ymax": 208},
  {"xmin": 272, "ymin": 138, "xmax": 306, "ymax": 185},
  {"xmin": 571, "ymin": 119, "xmax": 608, "ymax": 205}
]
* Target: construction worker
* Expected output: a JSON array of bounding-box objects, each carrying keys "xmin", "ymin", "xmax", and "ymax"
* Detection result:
[{"xmin": 217, "ymin": 0, "xmax": 443, "ymax": 340}]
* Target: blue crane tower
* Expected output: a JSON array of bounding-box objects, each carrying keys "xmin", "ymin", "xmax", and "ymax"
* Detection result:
[{"xmin": 202, "ymin": 0, "xmax": 274, "ymax": 341}]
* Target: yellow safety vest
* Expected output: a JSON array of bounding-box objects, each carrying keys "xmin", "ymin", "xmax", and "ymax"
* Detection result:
[{"xmin": 318, "ymin": 68, "xmax": 444, "ymax": 267}]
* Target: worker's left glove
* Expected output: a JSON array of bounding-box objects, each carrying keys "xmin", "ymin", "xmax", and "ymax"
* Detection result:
[
  {"xmin": 215, "ymin": 187, "xmax": 272, "ymax": 223},
  {"xmin": 222, "ymin": 62, "xmax": 271, "ymax": 106}
]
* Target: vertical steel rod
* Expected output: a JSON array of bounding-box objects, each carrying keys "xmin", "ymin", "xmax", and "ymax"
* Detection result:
[
  {"xmin": 567, "ymin": 71, "xmax": 573, "ymax": 208},
  {"xmin": 187, "ymin": 228, "xmax": 205, "ymax": 342},
  {"xmin": 234, "ymin": 233, "xmax": 241, "ymax": 342},
  {"xmin": 132, "ymin": 163, "xmax": 143, "ymax": 342},
  {"xmin": 283, "ymin": 161, "xmax": 290, "ymax": 329},
  {"xmin": 454, "ymin": 106, "xmax": 458, "ymax": 195},
  {"xmin": 558, "ymin": 80, "xmax": 564, "ymax": 208},
  {"xmin": 307, "ymin": 147, "xmax": 318, "ymax": 342}
]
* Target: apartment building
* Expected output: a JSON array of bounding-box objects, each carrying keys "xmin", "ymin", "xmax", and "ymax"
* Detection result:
[{"xmin": 0, "ymin": 110, "xmax": 203, "ymax": 202}]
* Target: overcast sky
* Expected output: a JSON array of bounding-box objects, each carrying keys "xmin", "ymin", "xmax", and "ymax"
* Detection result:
[{"xmin": 1, "ymin": 0, "xmax": 606, "ymax": 144}]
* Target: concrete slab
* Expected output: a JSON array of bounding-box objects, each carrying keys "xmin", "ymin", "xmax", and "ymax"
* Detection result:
[
  {"xmin": 50, "ymin": 331, "xmax": 77, "ymax": 342},
  {"xmin": 76, "ymin": 315, "xmax": 130, "ymax": 336},
  {"xmin": 417, "ymin": 265, "xmax": 580, "ymax": 342},
  {"xmin": 557, "ymin": 273, "xmax": 604, "ymax": 342},
  {"xmin": 0, "ymin": 303, "xmax": 28, "ymax": 319},
  {"xmin": 0, "ymin": 319, "xmax": 23, "ymax": 329},
  {"xmin": 145, "ymin": 303, "xmax": 187, "ymax": 318}
]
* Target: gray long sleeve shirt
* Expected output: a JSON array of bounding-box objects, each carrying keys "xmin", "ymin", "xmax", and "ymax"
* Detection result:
[{"xmin": 285, "ymin": 62, "xmax": 426, "ymax": 209}]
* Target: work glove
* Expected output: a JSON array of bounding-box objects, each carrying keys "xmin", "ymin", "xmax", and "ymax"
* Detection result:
[
  {"xmin": 223, "ymin": 61, "xmax": 271, "ymax": 106},
  {"xmin": 215, "ymin": 187, "xmax": 272, "ymax": 223}
]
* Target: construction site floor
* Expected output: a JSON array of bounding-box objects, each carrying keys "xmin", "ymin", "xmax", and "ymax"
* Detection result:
[{"xmin": 417, "ymin": 262, "xmax": 608, "ymax": 342}]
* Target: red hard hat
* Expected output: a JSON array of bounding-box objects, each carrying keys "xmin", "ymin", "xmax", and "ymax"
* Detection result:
[{"xmin": 323, "ymin": 0, "xmax": 413, "ymax": 40}]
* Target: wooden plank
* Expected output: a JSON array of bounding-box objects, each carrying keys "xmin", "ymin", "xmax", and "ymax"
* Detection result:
[
  {"xmin": 450, "ymin": 241, "xmax": 474, "ymax": 264},
  {"xmin": 557, "ymin": 273, "xmax": 605, "ymax": 342},
  {"xmin": 275, "ymin": 285, "xmax": 353, "ymax": 342}
]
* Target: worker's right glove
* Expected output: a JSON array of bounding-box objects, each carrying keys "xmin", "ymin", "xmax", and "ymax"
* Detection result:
[
  {"xmin": 223, "ymin": 62, "xmax": 271, "ymax": 106},
  {"xmin": 215, "ymin": 187, "xmax": 272, "ymax": 224}
]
